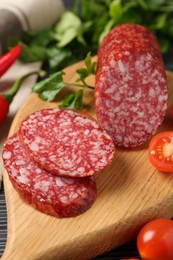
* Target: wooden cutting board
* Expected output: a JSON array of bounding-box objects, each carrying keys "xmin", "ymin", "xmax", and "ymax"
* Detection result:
[{"xmin": 2, "ymin": 58, "xmax": 173, "ymax": 260}]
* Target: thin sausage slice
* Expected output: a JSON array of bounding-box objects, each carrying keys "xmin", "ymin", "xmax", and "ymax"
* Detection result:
[{"xmin": 19, "ymin": 108, "xmax": 115, "ymax": 177}]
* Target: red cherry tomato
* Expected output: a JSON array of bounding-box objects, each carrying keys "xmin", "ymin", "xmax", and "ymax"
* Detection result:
[
  {"xmin": 137, "ymin": 218, "xmax": 173, "ymax": 260},
  {"xmin": 148, "ymin": 131, "xmax": 173, "ymax": 172}
]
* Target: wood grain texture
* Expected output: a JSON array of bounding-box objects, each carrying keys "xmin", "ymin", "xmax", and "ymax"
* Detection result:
[{"xmin": 2, "ymin": 58, "xmax": 173, "ymax": 260}]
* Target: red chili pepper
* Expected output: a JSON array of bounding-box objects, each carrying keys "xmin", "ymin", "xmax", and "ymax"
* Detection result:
[
  {"xmin": 0, "ymin": 70, "xmax": 45, "ymax": 124},
  {"xmin": 0, "ymin": 44, "xmax": 22, "ymax": 77}
]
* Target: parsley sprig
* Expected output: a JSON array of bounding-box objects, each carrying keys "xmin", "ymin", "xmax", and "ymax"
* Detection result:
[{"xmin": 32, "ymin": 53, "xmax": 96, "ymax": 109}]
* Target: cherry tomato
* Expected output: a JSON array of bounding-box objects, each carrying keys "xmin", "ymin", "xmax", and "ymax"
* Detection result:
[
  {"xmin": 148, "ymin": 131, "xmax": 173, "ymax": 172},
  {"xmin": 137, "ymin": 218, "xmax": 173, "ymax": 260},
  {"xmin": 0, "ymin": 95, "xmax": 9, "ymax": 124}
]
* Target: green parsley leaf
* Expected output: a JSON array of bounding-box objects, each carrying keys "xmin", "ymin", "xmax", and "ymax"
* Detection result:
[
  {"xmin": 76, "ymin": 53, "xmax": 96, "ymax": 83},
  {"xmin": 150, "ymin": 13, "xmax": 168, "ymax": 30},
  {"xmin": 18, "ymin": 42, "xmax": 47, "ymax": 63},
  {"xmin": 142, "ymin": 0, "xmax": 166, "ymax": 10},
  {"xmin": 81, "ymin": 0, "xmax": 111, "ymax": 21},
  {"xmin": 46, "ymin": 47, "xmax": 72, "ymax": 71},
  {"xmin": 84, "ymin": 52, "xmax": 97, "ymax": 74},
  {"xmin": 54, "ymin": 11, "xmax": 91, "ymax": 47},
  {"xmin": 32, "ymin": 72, "xmax": 65, "ymax": 101},
  {"xmin": 31, "ymin": 53, "xmax": 95, "ymax": 105},
  {"xmin": 76, "ymin": 68, "xmax": 89, "ymax": 80},
  {"xmin": 23, "ymin": 28, "xmax": 54, "ymax": 47},
  {"xmin": 59, "ymin": 89, "xmax": 83, "ymax": 110},
  {"xmin": 99, "ymin": 20, "xmax": 114, "ymax": 44},
  {"xmin": 109, "ymin": 0, "xmax": 123, "ymax": 23},
  {"xmin": 158, "ymin": 37, "xmax": 170, "ymax": 53}
]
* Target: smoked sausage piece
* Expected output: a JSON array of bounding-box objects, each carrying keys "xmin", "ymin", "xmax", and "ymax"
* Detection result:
[
  {"xmin": 95, "ymin": 24, "xmax": 168, "ymax": 148},
  {"xmin": 19, "ymin": 108, "xmax": 115, "ymax": 177}
]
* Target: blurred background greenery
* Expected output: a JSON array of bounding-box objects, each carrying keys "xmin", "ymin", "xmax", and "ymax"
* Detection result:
[{"xmin": 9, "ymin": 0, "xmax": 173, "ymax": 72}]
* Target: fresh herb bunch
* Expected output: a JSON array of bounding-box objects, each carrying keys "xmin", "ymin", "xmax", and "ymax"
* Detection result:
[
  {"xmin": 32, "ymin": 53, "xmax": 96, "ymax": 109},
  {"xmin": 78, "ymin": 0, "xmax": 173, "ymax": 52},
  {"xmin": 9, "ymin": 0, "xmax": 173, "ymax": 72}
]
